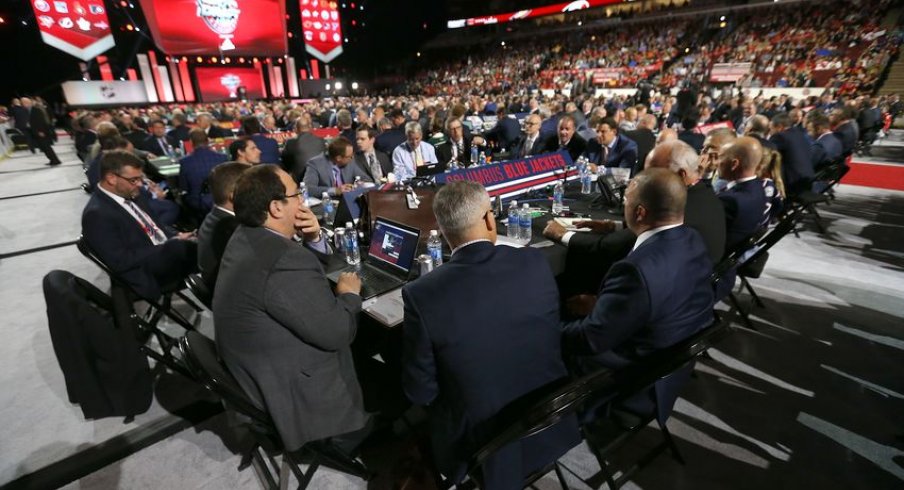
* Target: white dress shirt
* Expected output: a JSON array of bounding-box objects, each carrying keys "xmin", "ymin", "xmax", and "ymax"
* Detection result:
[
  {"xmin": 631, "ymin": 223, "xmax": 682, "ymax": 252},
  {"xmin": 98, "ymin": 185, "xmax": 167, "ymax": 245}
]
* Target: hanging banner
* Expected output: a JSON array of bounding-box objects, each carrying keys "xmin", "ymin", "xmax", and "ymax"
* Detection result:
[
  {"xmin": 447, "ymin": 0, "xmax": 623, "ymax": 29},
  {"xmin": 299, "ymin": 0, "xmax": 343, "ymax": 63},
  {"xmin": 435, "ymin": 150, "xmax": 576, "ymax": 199},
  {"xmin": 30, "ymin": 0, "xmax": 115, "ymax": 60}
]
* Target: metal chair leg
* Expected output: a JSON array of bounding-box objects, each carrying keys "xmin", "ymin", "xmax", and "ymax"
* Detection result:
[
  {"xmin": 659, "ymin": 423, "xmax": 685, "ymax": 465},
  {"xmin": 741, "ymin": 277, "xmax": 765, "ymax": 309},
  {"xmin": 553, "ymin": 463, "xmax": 570, "ymax": 490},
  {"xmin": 727, "ymin": 292, "xmax": 756, "ymax": 330}
]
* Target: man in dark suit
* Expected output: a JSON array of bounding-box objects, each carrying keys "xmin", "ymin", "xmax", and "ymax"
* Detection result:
[
  {"xmin": 584, "ymin": 117, "xmax": 638, "ymax": 169},
  {"xmin": 716, "ymin": 137, "xmax": 769, "ymax": 252},
  {"xmin": 228, "ymin": 137, "xmax": 261, "ymax": 165},
  {"xmin": 81, "ymin": 151, "xmax": 197, "ymax": 300},
  {"xmin": 197, "ymin": 162, "xmax": 247, "ymax": 289},
  {"xmin": 677, "ymin": 113, "xmax": 705, "ymax": 154},
  {"xmin": 403, "ymin": 181, "xmax": 580, "ymax": 488},
  {"xmin": 11, "ymin": 98, "xmax": 34, "ymax": 153},
  {"xmin": 214, "ymin": 164, "xmax": 369, "ymax": 453},
  {"xmin": 434, "ymin": 117, "xmax": 486, "ymax": 168},
  {"xmin": 769, "ymin": 112, "xmax": 815, "ymax": 196},
  {"xmin": 141, "ymin": 120, "xmax": 179, "ymax": 157},
  {"xmin": 511, "ymin": 114, "xmax": 548, "ymax": 159},
  {"xmin": 196, "ymin": 112, "xmax": 231, "ymax": 139},
  {"xmin": 24, "ymin": 98, "xmax": 61, "ymax": 165},
  {"xmin": 561, "ymin": 169, "xmax": 714, "ymax": 421},
  {"xmin": 353, "ymin": 127, "xmax": 392, "ymax": 181},
  {"xmin": 483, "ymin": 107, "xmax": 521, "ymax": 151},
  {"xmin": 281, "ymin": 118, "xmax": 325, "ymax": 182},
  {"xmin": 542, "ymin": 114, "xmax": 586, "ymax": 162},
  {"xmin": 831, "ymin": 106, "xmax": 859, "ymax": 158},
  {"xmin": 242, "ymin": 117, "xmax": 280, "ymax": 165},
  {"xmin": 625, "ymin": 114, "xmax": 657, "ymax": 176},
  {"xmin": 336, "ymin": 109, "xmax": 357, "ymax": 150},
  {"xmin": 166, "ymin": 113, "xmax": 191, "ymax": 142},
  {"xmin": 806, "ymin": 111, "xmax": 843, "ymax": 170},
  {"xmin": 179, "ymin": 128, "xmax": 228, "ymax": 215},
  {"xmin": 374, "ymin": 109, "xmax": 407, "ymax": 154},
  {"xmin": 857, "ymin": 98, "xmax": 882, "ymax": 154},
  {"xmin": 303, "ymin": 137, "xmax": 372, "ymax": 198}
]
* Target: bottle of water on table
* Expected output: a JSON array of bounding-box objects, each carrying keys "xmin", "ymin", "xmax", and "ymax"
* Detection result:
[
  {"xmin": 470, "ymin": 146, "xmax": 479, "ymax": 166},
  {"xmin": 580, "ymin": 161, "xmax": 593, "ymax": 195},
  {"xmin": 506, "ymin": 200, "xmax": 519, "ymax": 238},
  {"xmin": 427, "ymin": 230, "xmax": 443, "ymax": 267},
  {"xmin": 321, "ymin": 192, "xmax": 334, "ymax": 223},
  {"xmin": 519, "ymin": 203, "xmax": 533, "ymax": 244},
  {"xmin": 552, "ymin": 181, "xmax": 565, "ymax": 215},
  {"xmin": 299, "ymin": 182, "xmax": 310, "ymax": 205},
  {"xmin": 344, "ymin": 222, "xmax": 360, "ymax": 265}
]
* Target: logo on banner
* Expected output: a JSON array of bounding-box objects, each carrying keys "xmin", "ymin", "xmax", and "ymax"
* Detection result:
[
  {"xmin": 220, "ymin": 73, "xmax": 241, "ymax": 97},
  {"xmin": 34, "ymin": 0, "xmax": 51, "ymax": 12},
  {"xmin": 31, "ymin": 0, "xmax": 114, "ymax": 60},
  {"xmin": 196, "ymin": 0, "xmax": 241, "ymax": 51},
  {"xmin": 38, "ymin": 15, "xmax": 55, "ymax": 27},
  {"xmin": 58, "ymin": 16, "xmax": 73, "ymax": 28},
  {"xmin": 88, "ymin": 3, "xmax": 104, "ymax": 14},
  {"xmin": 53, "ymin": 1, "xmax": 68, "ymax": 13}
]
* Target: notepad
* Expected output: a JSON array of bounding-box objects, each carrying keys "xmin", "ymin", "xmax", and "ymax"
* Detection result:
[
  {"xmin": 553, "ymin": 217, "xmax": 591, "ymax": 232},
  {"xmin": 362, "ymin": 287, "xmax": 404, "ymax": 327}
]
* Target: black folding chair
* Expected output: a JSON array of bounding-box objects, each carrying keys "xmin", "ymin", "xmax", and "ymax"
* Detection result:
[
  {"xmin": 582, "ymin": 319, "xmax": 731, "ymax": 490},
  {"xmin": 6, "ymin": 128, "xmax": 31, "ymax": 151},
  {"xmin": 185, "ymin": 273, "xmax": 213, "ymax": 310},
  {"xmin": 77, "ymin": 235, "xmax": 202, "ymax": 331},
  {"xmin": 790, "ymin": 161, "xmax": 850, "ymax": 234},
  {"xmin": 178, "ymin": 331, "xmax": 371, "ymax": 489}
]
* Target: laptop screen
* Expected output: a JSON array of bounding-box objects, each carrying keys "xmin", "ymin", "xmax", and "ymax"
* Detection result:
[{"xmin": 367, "ymin": 218, "xmax": 421, "ymax": 273}]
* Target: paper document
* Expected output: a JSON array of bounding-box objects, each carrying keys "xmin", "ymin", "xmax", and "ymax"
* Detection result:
[
  {"xmin": 363, "ymin": 288, "xmax": 404, "ymax": 327},
  {"xmin": 495, "ymin": 235, "xmax": 525, "ymax": 248},
  {"xmin": 553, "ymin": 217, "xmax": 591, "ymax": 232}
]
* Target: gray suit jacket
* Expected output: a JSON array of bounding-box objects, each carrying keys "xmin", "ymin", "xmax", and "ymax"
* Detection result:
[
  {"xmin": 303, "ymin": 154, "xmax": 373, "ymax": 198},
  {"xmin": 213, "ymin": 225, "xmax": 368, "ymax": 451},
  {"xmin": 281, "ymin": 132, "xmax": 326, "ymax": 182}
]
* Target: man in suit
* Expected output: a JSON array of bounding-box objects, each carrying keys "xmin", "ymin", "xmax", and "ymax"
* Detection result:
[
  {"xmin": 734, "ymin": 99, "xmax": 757, "ymax": 135},
  {"xmin": 179, "ymin": 128, "xmax": 228, "ymax": 215},
  {"xmin": 391, "ymin": 122, "xmax": 439, "ymax": 181},
  {"xmin": 354, "ymin": 127, "xmax": 392, "ymax": 182},
  {"xmin": 228, "ymin": 137, "xmax": 261, "ymax": 165},
  {"xmin": 769, "ymin": 112, "xmax": 814, "ymax": 196},
  {"xmin": 214, "ymin": 164, "xmax": 370, "ymax": 453},
  {"xmin": 585, "ymin": 117, "xmax": 638, "ymax": 170},
  {"xmin": 403, "ymin": 181, "xmax": 580, "ymax": 488},
  {"xmin": 281, "ymin": 117, "xmax": 325, "ymax": 182},
  {"xmin": 856, "ymin": 98, "xmax": 882, "ymax": 154},
  {"xmin": 167, "ymin": 113, "xmax": 191, "ymax": 142},
  {"xmin": 141, "ymin": 120, "xmax": 178, "ymax": 157},
  {"xmin": 374, "ymin": 109, "xmax": 407, "ymax": 154},
  {"xmin": 625, "ymin": 114, "xmax": 657, "ymax": 176},
  {"xmin": 304, "ymin": 137, "xmax": 372, "ymax": 197},
  {"xmin": 82, "ymin": 150, "xmax": 197, "ymax": 300},
  {"xmin": 677, "ymin": 112, "xmax": 705, "ymax": 154},
  {"xmin": 542, "ymin": 114, "xmax": 586, "ymax": 162},
  {"xmin": 561, "ymin": 169, "xmax": 713, "ymax": 421},
  {"xmin": 831, "ymin": 106, "xmax": 859, "ymax": 158},
  {"xmin": 10, "ymin": 98, "xmax": 34, "ymax": 153},
  {"xmin": 24, "ymin": 98, "xmax": 61, "ymax": 166},
  {"xmin": 336, "ymin": 109, "xmax": 357, "ymax": 150},
  {"xmin": 197, "ymin": 162, "xmax": 248, "ymax": 289},
  {"xmin": 806, "ymin": 111, "xmax": 843, "ymax": 170},
  {"xmin": 241, "ymin": 116, "xmax": 280, "ymax": 164},
  {"xmin": 434, "ymin": 117, "xmax": 486, "ymax": 168},
  {"xmin": 511, "ymin": 114, "xmax": 548, "ymax": 158},
  {"xmin": 483, "ymin": 106, "xmax": 521, "ymax": 151},
  {"xmin": 196, "ymin": 112, "xmax": 231, "ymax": 139},
  {"xmin": 716, "ymin": 137, "xmax": 769, "ymax": 252}
]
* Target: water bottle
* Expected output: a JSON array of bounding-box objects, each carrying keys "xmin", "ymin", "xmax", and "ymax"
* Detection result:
[
  {"xmin": 506, "ymin": 200, "xmax": 519, "ymax": 238},
  {"xmin": 479, "ymin": 151, "xmax": 487, "ymax": 166},
  {"xmin": 519, "ymin": 203, "xmax": 532, "ymax": 244},
  {"xmin": 552, "ymin": 181, "xmax": 565, "ymax": 215},
  {"xmin": 333, "ymin": 227, "xmax": 346, "ymax": 253},
  {"xmin": 299, "ymin": 182, "xmax": 310, "ymax": 205},
  {"xmin": 354, "ymin": 176, "xmax": 363, "ymax": 188},
  {"xmin": 448, "ymin": 158, "xmax": 460, "ymax": 171},
  {"xmin": 580, "ymin": 162, "xmax": 593, "ymax": 195},
  {"xmin": 470, "ymin": 146, "xmax": 479, "ymax": 166},
  {"xmin": 427, "ymin": 230, "xmax": 443, "ymax": 267},
  {"xmin": 321, "ymin": 192, "xmax": 334, "ymax": 223},
  {"xmin": 344, "ymin": 222, "xmax": 360, "ymax": 265}
]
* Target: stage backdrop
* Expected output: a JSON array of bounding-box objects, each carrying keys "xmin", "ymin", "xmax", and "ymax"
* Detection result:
[
  {"xmin": 139, "ymin": 0, "xmax": 287, "ymax": 55},
  {"xmin": 195, "ymin": 66, "xmax": 265, "ymax": 101}
]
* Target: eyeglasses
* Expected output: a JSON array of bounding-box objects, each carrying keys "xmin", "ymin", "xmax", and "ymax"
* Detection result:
[
  {"xmin": 523, "ymin": 121, "xmax": 539, "ymax": 126},
  {"xmin": 282, "ymin": 188, "xmax": 304, "ymax": 200},
  {"xmin": 114, "ymin": 173, "xmax": 144, "ymax": 185}
]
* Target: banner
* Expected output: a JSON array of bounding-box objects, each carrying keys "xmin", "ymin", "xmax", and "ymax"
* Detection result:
[
  {"xmin": 299, "ymin": 0, "xmax": 343, "ymax": 63},
  {"xmin": 591, "ymin": 68, "xmax": 624, "ymax": 84},
  {"xmin": 435, "ymin": 151, "xmax": 576, "ymax": 199},
  {"xmin": 694, "ymin": 121, "xmax": 735, "ymax": 136},
  {"xmin": 195, "ymin": 66, "xmax": 265, "ymax": 101},
  {"xmin": 139, "ymin": 0, "xmax": 287, "ymax": 55},
  {"xmin": 61, "ymin": 81, "xmax": 150, "ymax": 106},
  {"xmin": 710, "ymin": 63, "xmax": 752, "ymax": 83},
  {"xmin": 447, "ymin": 0, "xmax": 623, "ymax": 29},
  {"xmin": 30, "ymin": 0, "xmax": 115, "ymax": 60}
]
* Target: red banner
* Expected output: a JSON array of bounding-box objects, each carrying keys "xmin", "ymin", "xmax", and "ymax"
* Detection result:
[
  {"xmin": 299, "ymin": 0, "xmax": 343, "ymax": 63},
  {"xmin": 447, "ymin": 0, "xmax": 623, "ymax": 29},
  {"xmin": 694, "ymin": 121, "xmax": 735, "ymax": 135},
  {"xmin": 195, "ymin": 66, "xmax": 265, "ymax": 101},
  {"xmin": 30, "ymin": 0, "xmax": 115, "ymax": 60},
  {"xmin": 139, "ymin": 0, "xmax": 287, "ymax": 55}
]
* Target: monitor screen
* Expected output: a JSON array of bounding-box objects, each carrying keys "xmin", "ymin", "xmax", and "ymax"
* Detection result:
[
  {"xmin": 139, "ymin": 0, "xmax": 287, "ymax": 55},
  {"xmin": 194, "ymin": 66, "xmax": 264, "ymax": 101},
  {"xmin": 368, "ymin": 219, "xmax": 420, "ymax": 273}
]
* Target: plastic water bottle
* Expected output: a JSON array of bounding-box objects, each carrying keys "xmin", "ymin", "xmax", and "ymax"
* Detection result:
[
  {"xmin": 354, "ymin": 176, "xmax": 363, "ymax": 188},
  {"xmin": 427, "ymin": 230, "xmax": 443, "ymax": 267},
  {"xmin": 552, "ymin": 181, "xmax": 565, "ymax": 215},
  {"xmin": 580, "ymin": 162, "xmax": 593, "ymax": 195},
  {"xmin": 448, "ymin": 158, "xmax": 460, "ymax": 171},
  {"xmin": 479, "ymin": 151, "xmax": 487, "ymax": 166},
  {"xmin": 470, "ymin": 146, "xmax": 479, "ymax": 166},
  {"xmin": 519, "ymin": 203, "xmax": 532, "ymax": 244},
  {"xmin": 321, "ymin": 192, "xmax": 334, "ymax": 223},
  {"xmin": 299, "ymin": 182, "xmax": 310, "ymax": 205},
  {"xmin": 344, "ymin": 222, "xmax": 360, "ymax": 265},
  {"xmin": 506, "ymin": 200, "xmax": 519, "ymax": 238}
]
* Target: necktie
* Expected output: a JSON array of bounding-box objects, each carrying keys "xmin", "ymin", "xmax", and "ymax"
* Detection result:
[
  {"xmin": 126, "ymin": 200, "xmax": 166, "ymax": 245},
  {"xmin": 159, "ymin": 138, "xmax": 168, "ymax": 155},
  {"xmin": 456, "ymin": 142, "xmax": 463, "ymax": 162},
  {"xmin": 368, "ymin": 153, "xmax": 382, "ymax": 180},
  {"xmin": 414, "ymin": 147, "xmax": 424, "ymax": 167},
  {"xmin": 524, "ymin": 137, "xmax": 534, "ymax": 157},
  {"xmin": 332, "ymin": 165, "xmax": 343, "ymax": 187}
]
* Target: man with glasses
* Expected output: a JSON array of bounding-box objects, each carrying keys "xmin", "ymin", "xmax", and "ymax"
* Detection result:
[
  {"xmin": 512, "ymin": 114, "xmax": 547, "ymax": 158},
  {"xmin": 81, "ymin": 150, "xmax": 197, "ymax": 300},
  {"xmin": 584, "ymin": 117, "xmax": 638, "ymax": 170},
  {"xmin": 434, "ymin": 117, "xmax": 486, "ymax": 167},
  {"xmin": 392, "ymin": 122, "xmax": 439, "ymax": 181},
  {"xmin": 214, "ymin": 164, "xmax": 371, "ymax": 455},
  {"xmin": 304, "ymin": 137, "xmax": 372, "ymax": 198}
]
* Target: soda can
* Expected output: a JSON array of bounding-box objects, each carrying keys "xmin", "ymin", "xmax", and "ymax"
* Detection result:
[
  {"xmin": 333, "ymin": 227, "xmax": 346, "ymax": 253},
  {"xmin": 417, "ymin": 254, "xmax": 434, "ymax": 275}
]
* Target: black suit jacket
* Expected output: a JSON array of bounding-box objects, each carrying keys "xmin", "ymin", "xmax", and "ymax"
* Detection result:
[
  {"xmin": 141, "ymin": 134, "xmax": 179, "ymax": 157},
  {"xmin": 543, "ymin": 133, "xmax": 587, "ymax": 162},
  {"xmin": 511, "ymin": 132, "xmax": 550, "ymax": 159},
  {"xmin": 206, "ymin": 124, "xmax": 232, "ymax": 139},
  {"xmin": 483, "ymin": 116, "xmax": 521, "ymax": 149},
  {"xmin": 374, "ymin": 127, "xmax": 406, "ymax": 154},
  {"xmin": 353, "ymin": 150, "xmax": 392, "ymax": 181},
  {"xmin": 167, "ymin": 125, "xmax": 191, "ymax": 142},
  {"xmin": 625, "ymin": 128, "xmax": 656, "ymax": 175},
  {"xmin": 403, "ymin": 242, "xmax": 579, "ymax": 487},
  {"xmin": 770, "ymin": 128, "xmax": 815, "ymax": 195},
  {"xmin": 435, "ymin": 138, "xmax": 478, "ymax": 167},
  {"xmin": 197, "ymin": 206, "xmax": 239, "ymax": 288},
  {"xmin": 678, "ymin": 130, "xmax": 705, "ymax": 154},
  {"xmin": 718, "ymin": 178, "xmax": 768, "ymax": 252},
  {"xmin": 29, "ymin": 106, "xmax": 53, "ymax": 139}
]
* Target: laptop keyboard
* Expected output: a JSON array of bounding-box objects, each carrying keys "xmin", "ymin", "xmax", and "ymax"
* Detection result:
[{"xmin": 358, "ymin": 267, "xmax": 401, "ymax": 296}]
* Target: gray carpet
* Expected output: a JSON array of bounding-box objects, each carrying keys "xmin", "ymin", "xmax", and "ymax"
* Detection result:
[{"xmin": 1, "ymin": 138, "xmax": 903, "ymax": 489}]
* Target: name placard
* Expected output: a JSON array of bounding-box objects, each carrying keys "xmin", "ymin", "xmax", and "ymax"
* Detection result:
[{"xmin": 435, "ymin": 150, "xmax": 576, "ymax": 198}]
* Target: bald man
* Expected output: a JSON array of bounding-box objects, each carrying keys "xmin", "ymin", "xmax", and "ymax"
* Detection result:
[
  {"xmin": 562, "ymin": 168, "xmax": 714, "ymax": 419},
  {"xmin": 716, "ymin": 137, "xmax": 769, "ymax": 252},
  {"xmin": 699, "ymin": 128, "xmax": 737, "ymax": 188},
  {"xmin": 512, "ymin": 114, "xmax": 548, "ymax": 158}
]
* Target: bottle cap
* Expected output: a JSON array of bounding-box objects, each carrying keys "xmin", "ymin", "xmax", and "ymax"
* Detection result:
[
  {"xmin": 522, "ymin": 203, "xmax": 529, "ymax": 208},
  {"xmin": 345, "ymin": 222, "xmax": 353, "ymax": 228},
  {"xmin": 430, "ymin": 230, "xmax": 438, "ymax": 236}
]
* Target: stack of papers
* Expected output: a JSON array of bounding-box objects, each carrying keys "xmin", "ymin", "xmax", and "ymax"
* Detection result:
[
  {"xmin": 362, "ymin": 288, "xmax": 404, "ymax": 327},
  {"xmin": 553, "ymin": 217, "xmax": 591, "ymax": 232}
]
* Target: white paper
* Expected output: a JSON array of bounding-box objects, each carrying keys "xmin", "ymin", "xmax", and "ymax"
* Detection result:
[{"xmin": 363, "ymin": 287, "xmax": 404, "ymax": 327}]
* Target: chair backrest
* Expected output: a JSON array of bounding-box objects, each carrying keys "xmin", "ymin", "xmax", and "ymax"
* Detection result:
[
  {"xmin": 737, "ymin": 207, "xmax": 802, "ymax": 269},
  {"xmin": 77, "ymin": 235, "xmax": 115, "ymax": 277},
  {"xmin": 178, "ymin": 331, "xmax": 271, "ymax": 426},
  {"xmin": 185, "ymin": 274, "xmax": 213, "ymax": 310}
]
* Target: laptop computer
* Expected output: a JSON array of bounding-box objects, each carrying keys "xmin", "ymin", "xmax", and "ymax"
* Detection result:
[
  {"xmin": 415, "ymin": 162, "xmax": 446, "ymax": 177},
  {"xmin": 327, "ymin": 217, "xmax": 421, "ymax": 299},
  {"xmin": 332, "ymin": 185, "xmax": 374, "ymax": 228}
]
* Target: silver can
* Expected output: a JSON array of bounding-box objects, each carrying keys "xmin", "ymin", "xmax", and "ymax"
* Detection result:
[
  {"xmin": 417, "ymin": 254, "xmax": 434, "ymax": 275},
  {"xmin": 333, "ymin": 227, "xmax": 346, "ymax": 253}
]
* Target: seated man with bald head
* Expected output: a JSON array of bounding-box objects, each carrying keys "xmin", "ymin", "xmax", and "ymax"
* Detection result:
[
  {"xmin": 562, "ymin": 169, "xmax": 714, "ymax": 415},
  {"xmin": 716, "ymin": 136, "xmax": 769, "ymax": 252}
]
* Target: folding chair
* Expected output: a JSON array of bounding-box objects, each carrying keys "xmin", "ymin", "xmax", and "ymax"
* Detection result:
[
  {"xmin": 184, "ymin": 273, "xmax": 213, "ymax": 310},
  {"xmin": 791, "ymin": 162, "xmax": 850, "ymax": 234},
  {"xmin": 178, "ymin": 331, "xmax": 371, "ymax": 489},
  {"xmin": 582, "ymin": 319, "xmax": 731, "ymax": 490}
]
